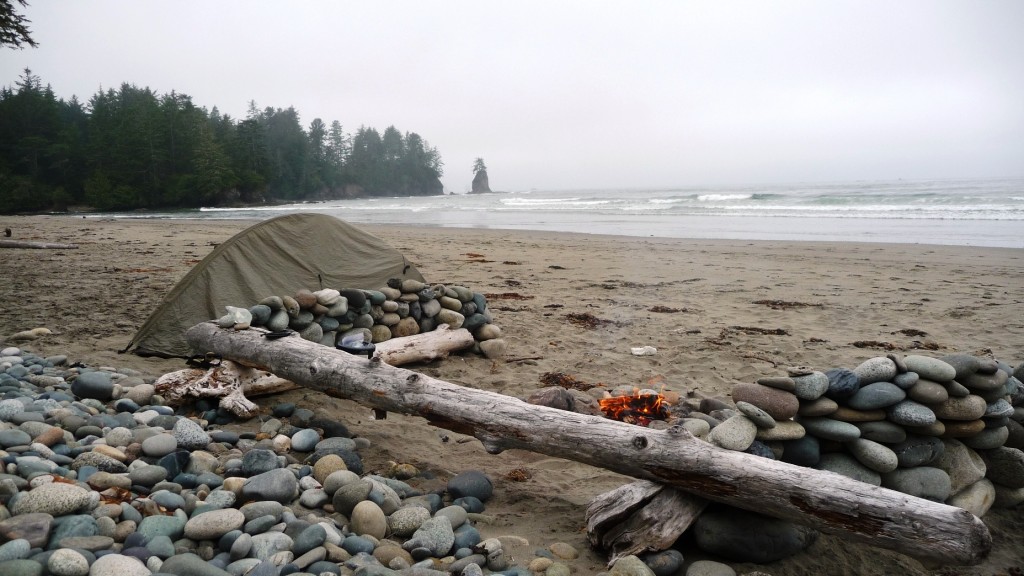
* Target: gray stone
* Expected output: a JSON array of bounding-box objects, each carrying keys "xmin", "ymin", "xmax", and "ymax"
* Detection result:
[
  {"xmin": 797, "ymin": 417, "xmax": 860, "ymax": 441},
  {"xmin": 446, "ymin": 470, "xmax": 493, "ymax": 502},
  {"xmin": 933, "ymin": 440, "xmax": 987, "ymax": 495},
  {"xmin": 903, "ymin": 355, "xmax": 956, "ymax": 382},
  {"xmin": 693, "ymin": 505, "xmax": 817, "ymax": 563},
  {"xmin": 847, "ymin": 438, "xmax": 898, "ymax": 473},
  {"xmin": 962, "ymin": 427, "xmax": 1009, "ymax": 450},
  {"xmin": 0, "ymin": 539, "xmax": 30, "ymax": 562},
  {"xmin": 160, "ymin": 552, "xmax": 233, "ymax": 576},
  {"xmin": 686, "ymin": 560, "xmax": 736, "ymax": 576},
  {"xmin": 71, "ymin": 371, "xmax": 114, "ymax": 401},
  {"xmin": 817, "ymin": 453, "xmax": 881, "ymax": 486},
  {"xmin": 388, "ymin": 506, "xmax": 430, "ymax": 537},
  {"xmin": 853, "ymin": 357, "xmax": 897, "ymax": 386},
  {"xmin": 184, "ymin": 508, "xmax": 245, "ymax": 540},
  {"xmin": 854, "ymin": 420, "xmax": 907, "ymax": 444},
  {"xmin": 250, "ymin": 532, "xmax": 294, "ymax": 561},
  {"xmin": 141, "ymin": 433, "xmax": 177, "ymax": 458},
  {"xmin": 46, "ymin": 548, "xmax": 90, "ymax": 576},
  {"xmin": 847, "ymin": 382, "xmax": 906, "ymax": 410},
  {"xmin": 241, "ymin": 469, "xmax": 298, "ymax": 503},
  {"xmin": 735, "ymin": 401, "xmax": 776, "ymax": 428},
  {"xmin": 402, "ymin": 515, "xmax": 455, "ymax": 558},
  {"xmin": 882, "ymin": 467, "xmax": 952, "ymax": 501},
  {"xmin": 707, "ymin": 415, "xmax": 758, "ymax": 451},
  {"xmin": 88, "ymin": 554, "xmax": 151, "ymax": 576},
  {"xmin": 173, "ymin": 418, "xmax": 211, "ymax": 450},
  {"xmin": 289, "ymin": 429, "xmax": 320, "ymax": 452},
  {"xmin": 890, "ymin": 435, "xmax": 944, "ymax": 468},
  {"xmin": 887, "ymin": 400, "xmax": 937, "ymax": 427},
  {"xmin": 946, "ymin": 479, "xmax": 996, "ymax": 518},
  {"xmin": 791, "ymin": 371, "xmax": 829, "ymax": 401},
  {"xmin": 11, "ymin": 482, "xmax": 92, "ymax": 516},
  {"xmin": 981, "ymin": 447, "xmax": 1024, "ymax": 488}
]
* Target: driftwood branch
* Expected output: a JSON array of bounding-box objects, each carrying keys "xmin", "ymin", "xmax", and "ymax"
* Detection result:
[
  {"xmin": 373, "ymin": 325, "xmax": 475, "ymax": 364},
  {"xmin": 185, "ymin": 322, "xmax": 992, "ymax": 566},
  {"xmin": 586, "ymin": 479, "xmax": 708, "ymax": 563},
  {"xmin": 0, "ymin": 239, "xmax": 79, "ymax": 249}
]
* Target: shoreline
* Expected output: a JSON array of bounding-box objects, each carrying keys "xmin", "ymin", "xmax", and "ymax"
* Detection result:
[{"xmin": 1, "ymin": 215, "xmax": 1023, "ymax": 574}]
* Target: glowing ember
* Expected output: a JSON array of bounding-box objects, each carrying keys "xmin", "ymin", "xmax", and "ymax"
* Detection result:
[{"xmin": 599, "ymin": 391, "xmax": 669, "ymax": 426}]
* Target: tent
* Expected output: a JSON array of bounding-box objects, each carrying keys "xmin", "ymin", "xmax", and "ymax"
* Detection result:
[{"xmin": 125, "ymin": 213, "xmax": 424, "ymax": 358}]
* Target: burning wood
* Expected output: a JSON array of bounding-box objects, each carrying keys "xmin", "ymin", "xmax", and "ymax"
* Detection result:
[{"xmin": 599, "ymin": 391, "xmax": 669, "ymax": 426}]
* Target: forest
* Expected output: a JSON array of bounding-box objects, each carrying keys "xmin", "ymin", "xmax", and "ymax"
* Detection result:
[{"xmin": 0, "ymin": 69, "xmax": 445, "ymax": 213}]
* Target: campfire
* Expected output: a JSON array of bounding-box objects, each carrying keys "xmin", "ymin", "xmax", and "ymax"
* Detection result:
[{"xmin": 599, "ymin": 390, "xmax": 669, "ymax": 426}]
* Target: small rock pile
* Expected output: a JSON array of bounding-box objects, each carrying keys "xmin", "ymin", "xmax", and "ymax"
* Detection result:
[
  {"xmin": 0, "ymin": 346, "xmax": 609, "ymax": 576},
  {"xmin": 214, "ymin": 279, "xmax": 507, "ymax": 359}
]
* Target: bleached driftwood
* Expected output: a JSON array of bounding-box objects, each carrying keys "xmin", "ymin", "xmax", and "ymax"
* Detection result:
[
  {"xmin": 0, "ymin": 239, "xmax": 79, "ymax": 249},
  {"xmin": 153, "ymin": 360, "xmax": 298, "ymax": 418},
  {"xmin": 155, "ymin": 327, "xmax": 475, "ymax": 417},
  {"xmin": 185, "ymin": 321, "xmax": 992, "ymax": 566},
  {"xmin": 372, "ymin": 325, "xmax": 475, "ymax": 365},
  {"xmin": 586, "ymin": 479, "xmax": 709, "ymax": 563}
]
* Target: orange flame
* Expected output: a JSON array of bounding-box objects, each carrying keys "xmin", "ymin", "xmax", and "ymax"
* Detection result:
[{"xmin": 599, "ymin": 391, "xmax": 669, "ymax": 426}]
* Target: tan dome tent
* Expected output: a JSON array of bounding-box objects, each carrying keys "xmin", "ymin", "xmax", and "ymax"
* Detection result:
[{"xmin": 125, "ymin": 213, "xmax": 424, "ymax": 358}]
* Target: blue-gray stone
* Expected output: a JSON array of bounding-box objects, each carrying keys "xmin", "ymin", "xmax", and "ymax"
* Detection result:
[
  {"xmin": 147, "ymin": 534, "xmax": 176, "ymax": 558},
  {"xmin": 893, "ymin": 371, "xmax": 919, "ymax": 390},
  {"xmin": 402, "ymin": 516, "xmax": 455, "ymax": 557},
  {"xmin": 781, "ymin": 435, "xmax": 820, "ymax": 467},
  {"xmin": 0, "ymin": 538, "xmax": 30, "ymax": 561},
  {"xmin": 904, "ymin": 355, "xmax": 956, "ymax": 383},
  {"xmin": 852, "ymin": 357, "xmax": 897, "ymax": 386},
  {"xmin": 341, "ymin": 534, "xmax": 376, "ymax": 555},
  {"xmin": 160, "ymin": 552, "xmax": 234, "ymax": 576},
  {"xmin": 797, "ymin": 417, "xmax": 860, "ymax": 442},
  {"xmin": 243, "ymin": 514, "xmax": 278, "ymax": 535},
  {"xmin": 887, "ymin": 400, "xmax": 937, "ymax": 427},
  {"xmin": 241, "ymin": 469, "xmax": 298, "ymax": 504},
  {"xmin": 882, "ymin": 467, "xmax": 952, "ymax": 501},
  {"xmin": 792, "ymin": 372, "xmax": 829, "ymax": 401},
  {"xmin": 824, "ymin": 368, "xmax": 860, "ymax": 400},
  {"xmin": 891, "ymin": 435, "xmax": 945, "ymax": 468},
  {"xmin": 250, "ymin": 532, "xmax": 294, "ymax": 561},
  {"xmin": 453, "ymin": 497, "xmax": 484, "ymax": 513},
  {"xmin": 0, "ymin": 429, "xmax": 31, "ymax": 448},
  {"xmin": 452, "ymin": 523, "xmax": 481, "ymax": 551},
  {"xmin": 447, "ymin": 470, "xmax": 493, "ymax": 502},
  {"xmin": 847, "ymin": 382, "xmax": 906, "ymax": 410},
  {"xmin": 291, "ymin": 524, "xmax": 326, "ymax": 556},
  {"xmin": 641, "ymin": 549, "xmax": 684, "ymax": 576},
  {"xmin": 289, "ymin": 429, "xmax": 320, "ymax": 453},
  {"xmin": 240, "ymin": 449, "xmax": 279, "ymax": 476},
  {"xmin": 817, "ymin": 453, "xmax": 882, "ymax": 486},
  {"xmin": 47, "ymin": 515, "xmax": 97, "ymax": 550},
  {"xmin": 70, "ymin": 372, "xmax": 114, "ymax": 401},
  {"xmin": 137, "ymin": 513, "xmax": 187, "ymax": 541},
  {"xmin": 0, "ymin": 559, "xmax": 43, "ymax": 576},
  {"xmin": 693, "ymin": 505, "xmax": 817, "ymax": 563}
]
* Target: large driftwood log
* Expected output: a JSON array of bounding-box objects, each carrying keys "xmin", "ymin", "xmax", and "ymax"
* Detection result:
[
  {"xmin": 155, "ymin": 327, "xmax": 475, "ymax": 417},
  {"xmin": 373, "ymin": 325, "xmax": 475, "ymax": 365},
  {"xmin": 586, "ymin": 480, "xmax": 708, "ymax": 563},
  {"xmin": 185, "ymin": 322, "xmax": 992, "ymax": 565},
  {"xmin": 0, "ymin": 239, "xmax": 79, "ymax": 249}
]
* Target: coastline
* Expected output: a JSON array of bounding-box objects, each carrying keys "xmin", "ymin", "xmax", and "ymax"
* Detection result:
[{"xmin": 1, "ymin": 214, "xmax": 1023, "ymax": 575}]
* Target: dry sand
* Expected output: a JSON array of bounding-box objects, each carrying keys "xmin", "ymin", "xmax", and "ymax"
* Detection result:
[{"xmin": 1, "ymin": 214, "xmax": 1022, "ymax": 575}]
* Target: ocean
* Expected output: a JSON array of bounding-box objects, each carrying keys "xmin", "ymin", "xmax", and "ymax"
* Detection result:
[{"xmin": 100, "ymin": 178, "xmax": 1024, "ymax": 248}]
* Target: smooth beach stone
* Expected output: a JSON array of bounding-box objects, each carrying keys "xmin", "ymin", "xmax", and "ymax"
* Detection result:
[
  {"xmin": 402, "ymin": 516, "xmax": 455, "ymax": 558},
  {"xmin": 266, "ymin": 310, "xmax": 290, "ymax": 331},
  {"xmin": 847, "ymin": 382, "xmax": 906, "ymax": 410},
  {"xmin": 184, "ymin": 508, "xmax": 245, "ymax": 541},
  {"xmin": 142, "ymin": 433, "xmax": 177, "ymax": 457},
  {"xmin": 980, "ymin": 447, "xmax": 1024, "ymax": 489},
  {"xmin": 890, "ymin": 435, "xmax": 944, "ymax": 468},
  {"xmin": 731, "ymin": 383, "xmax": 799, "ymax": 421},
  {"xmin": 933, "ymin": 439, "xmax": 987, "ymax": 494},
  {"xmin": 780, "ymin": 435, "xmax": 820, "ymax": 467},
  {"xmin": 11, "ymin": 482, "xmax": 92, "ymax": 516},
  {"xmin": 882, "ymin": 467, "xmax": 952, "ymax": 501},
  {"xmin": 961, "ymin": 426, "xmax": 1009, "ymax": 450},
  {"xmin": 388, "ymin": 506, "xmax": 431, "ymax": 537},
  {"xmin": 755, "ymin": 420, "xmax": 805, "ymax": 442},
  {"xmin": 707, "ymin": 415, "xmax": 758, "ymax": 451},
  {"xmin": 994, "ymin": 483, "xmax": 1024, "ymax": 508},
  {"xmin": 932, "ymin": 395, "xmax": 987, "ymax": 421},
  {"xmin": 947, "ymin": 478, "xmax": 996, "ymax": 518},
  {"xmin": 797, "ymin": 417, "xmax": 860, "ymax": 442},
  {"xmin": 907, "ymin": 379, "xmax": 949, "ymax": 405},
  {"xmin": 905, "ymin": 420, "xmax": 947, "ymax": 437},
  {"xmin": 791, "ymin": 371, "xmax": 828, "ymax": 401},
  {"xmin": 851, "ymin": 420, "xmax": 909, "ymax": 440},
  {"xmin": 940, "ymin": 354, "xmax": 981, "ymax": 381},
  {"xmin": 686, "ymin": 560, "xmax": 736, "ymax": 576},
  {"xmin": 847, "ymin": 438, "xmax": 898, "ymax": 473},
  {"xmin": 797, "ymin": 397, "xmax": 838, "ymax": 417},
  {"xmin": 903, "ymin": 355, "xmax": 957, "ymax": 382},
  {"xmin": 447, "ymin": 470, "xmax": 493, "ymax": 502},
  {"xmin": 692, "ymin": 506, "xmax": 817, "ymax": 564},
  {"xmin": 960, "ymin": 370, "xmax": 1009, "ymax": 392},
  {"xmin": 824, "ymin": 368, "xmax": 860, "ymax": 400},
  {"xmin": 0, "ymin": 538, "xmax": 30, "ymax": 561},
  {"xmin": 0, "ymin": 513, "xmax": 53, "ymax": 547},
  {"xmin": 852, "ymin": 357, "xmax": 897, "ymax": 386},
  {"xmin": 892, "ymin": 371, "xmax": 919, "ymax": 390},
  {"xmin": 47, "ymin": 548, "xmax": 90, "ymax": 576},
  {"xmin": 173, "ymin": 417, "xmax": 211, "ymax": 450},
  {"xmin": 886, "ymin": 400, "xmax": 937, "ymax": 427},
  {"xmin": 756, "ymin": 376, "xmax": 795, "ymax": 392},
  {"xmin": 640, "ymin": 549, "xmax": 684, "ymax": 576},
  {"xmin": 830, "ymin": 406, "xmax": 886, "ymax": 423},
  {"xmin": 1006, "ymin": 419, "xmax": 1024, "ymax": 451},
  {"xmin": 161, "ymin": 552, "xmax": 233, "ymax": 576},
  {"xmin": 816, "ymin": 453, "xmax": 881, "ymax": 485},
  {"xmin": 241, "ymin": 469, "xmax": 298, "ymax": 503},
  {"xmin": 735, "ymin": 401, "xmax": 776, "ymax": 428}
]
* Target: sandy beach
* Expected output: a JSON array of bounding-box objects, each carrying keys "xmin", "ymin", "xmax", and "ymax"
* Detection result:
[{"xmin": 1, "ymin": 214, "xmax": 1022, "ymax": 575}]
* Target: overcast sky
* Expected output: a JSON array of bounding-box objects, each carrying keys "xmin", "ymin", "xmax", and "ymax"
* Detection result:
[{"xmin": 3, "ymin": 1, "xmax": 1022, "ymax": 192}]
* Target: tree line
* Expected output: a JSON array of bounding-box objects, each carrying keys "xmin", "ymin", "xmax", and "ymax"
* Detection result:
[{"xmin": 0, "ymin": 69, "xmax": 445, "ymax": 213}]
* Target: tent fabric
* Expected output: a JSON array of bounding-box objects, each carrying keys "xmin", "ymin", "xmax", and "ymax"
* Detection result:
[{"xmin": 126, "ymin": 213, "xmax": 424, "ymax": 358}]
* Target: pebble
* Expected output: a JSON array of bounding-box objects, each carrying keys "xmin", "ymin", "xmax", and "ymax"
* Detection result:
[
  {"xmin": 907, "ymin": 378, "xmax": 949, "ymax": 404},
  {"xmin": 446, "ymin": 470, "xmax": 493, "ymax": 502},
  {"xmin": 817, "ymin": 453, "xmax": 881, "ymax": 486},
  {"xmin": 686, "ymin": 559, "xmax": 736, "ymax": 576},
  {"xmin": 847, "ymin": 438, "xmax": 899, "ymax": 473},
  {"xmin": 824, "ymin": 368, "xmax": 860, "ymax": 400},
  {"xmin": 886, "ymin": 400, "xmax": 937, "ymax": 427},
  {"xmin": 881, "ymin": 467, "xmax": 952, "ymax": 501},
  {"xmin": 730, "ymin": 383, "xmax": 799, "ymax": 420},
  {"xmin": 947, "ymin": 479, "xmax": 996, "ymax": 517},
  {"xmin": 852, "ymin": 357, "xmax": 897, "ymax": 386},
  {"xmin": 791, "ymin": 371, "xmax": 829, "ymax": 400},
  {"xmin": 735, "ymin": 401, "xmax": 776, "ymax": 428},
  {"xmin": 796, "ymin": 417, "xmax": 861, "ymax": 442},
  {"xmin": 847, "ymin": 382, "xmax": 906, "ymax": 410},
  {"xmin": 981, "ymin": 447, "xmax": 1024, "ymax": 489},
  {"xmin": 890, "ymin": 435, "xmax": 944, "ymax": 468},
  {"xmin": 903, "ymin": 355, "xmax": 957, "ymax": 382},
  {"xmin": 693, "ymin": 505, "xmax": 817, "ymax": 563}
]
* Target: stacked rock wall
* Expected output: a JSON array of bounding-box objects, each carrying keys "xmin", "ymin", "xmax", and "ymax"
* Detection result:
[
  {"xmin": 690, "ymin": 353, "xmax": 1024, "ymax": 518},
  {"xmin": 213, "ymin": 279, "xmax": 506, "ymax": 358}
]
